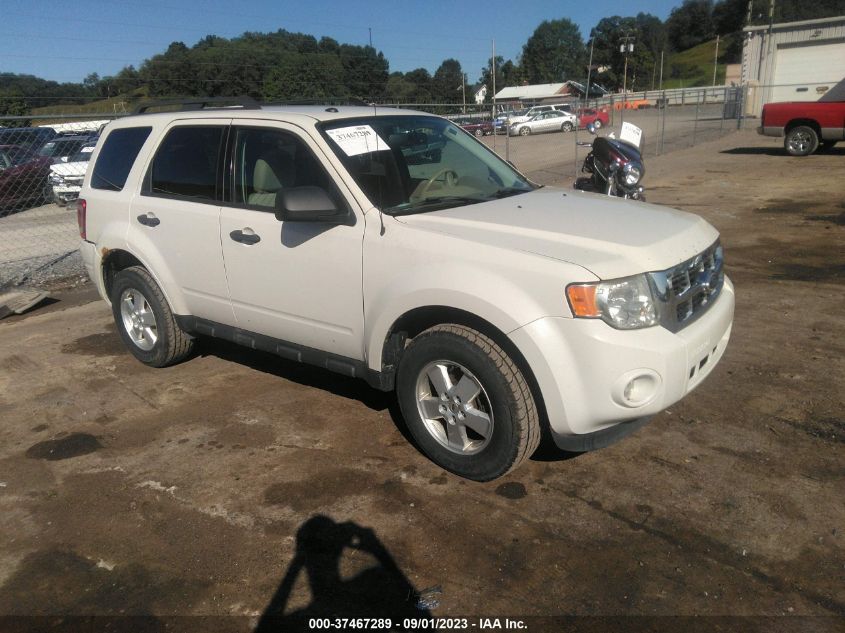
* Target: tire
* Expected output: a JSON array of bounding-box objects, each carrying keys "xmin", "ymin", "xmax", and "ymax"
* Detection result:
[
  {"xmin": 593, "ymin": 119, "xmax": 603, "ymax": 130},
  {"xmin": 561, "ymin": 122, "xmax": 574, "ymax": 132},
  {"xmin": 784, "ymin": 125, "xmax": 818, "ymax": 156},
  {"xmin": 518, "ymin": 126, "xmax": 530, "ymax": 136},
  {"xmin": 110, "ymin": 266, "xmax": 194, "ymax": 368},
  {"xmin": 396, "ymin": 324, "xmax": 541, "ymax": 481},
  {"xmin": 474, "ymin": 128, "xmax": 484, "ymax": 138}
]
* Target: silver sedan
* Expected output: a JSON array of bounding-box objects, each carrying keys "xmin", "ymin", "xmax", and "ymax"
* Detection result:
[{"xmin": 509, "ymin": 111, "xmax": 576, "ymax": 136}]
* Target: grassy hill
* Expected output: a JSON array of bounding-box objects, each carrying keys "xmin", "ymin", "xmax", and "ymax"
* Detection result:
[
  {"xmin": 29, "ymin": 88, "xmax": 148, "ymax": 123},
  {"xmin": 661, "ymin": 35, "xmax": 739, "ymax": 89}
]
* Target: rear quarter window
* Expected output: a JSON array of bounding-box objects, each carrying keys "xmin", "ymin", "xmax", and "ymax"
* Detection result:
[{"xmin": 91, "ymin": 126, "xmax": 152, "ymax": 191}]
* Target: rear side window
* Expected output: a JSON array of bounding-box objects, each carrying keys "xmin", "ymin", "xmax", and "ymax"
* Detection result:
[
  {"xmin": 146, "ymin": 126, "xmax": 224, "ymax": 202},
  {"xmin": 91, "ymin": 127, "xmax": 152, "ymax": 191}
]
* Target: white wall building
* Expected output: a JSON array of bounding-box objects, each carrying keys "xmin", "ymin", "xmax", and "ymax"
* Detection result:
[{"xmin": 741, "ymin": 15, "xmax": 845, "ymax": 116}]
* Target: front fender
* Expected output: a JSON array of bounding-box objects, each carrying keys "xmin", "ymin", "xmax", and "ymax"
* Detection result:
[{"xmin": 365, "ymin": 262, "xmax": 550, "ymax": 371}]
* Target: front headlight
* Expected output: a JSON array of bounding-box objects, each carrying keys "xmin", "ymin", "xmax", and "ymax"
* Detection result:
[
  {"xmin": 622, "ymin": 163, "xmax": 642, "ymax": 186},
  {"xmin": 567, "ymin": 274, "xmax": 658, "ymax": 329}
]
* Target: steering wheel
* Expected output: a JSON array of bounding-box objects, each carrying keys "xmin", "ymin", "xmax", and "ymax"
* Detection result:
[{"xmin": 416, "ymin": 168, "xmax": 459, "ymax": 199}]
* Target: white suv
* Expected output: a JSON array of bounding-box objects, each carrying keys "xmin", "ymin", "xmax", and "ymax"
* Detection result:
[{"xmin": 77, "ymin": 100, "xmax": 734, "ymax": 481}]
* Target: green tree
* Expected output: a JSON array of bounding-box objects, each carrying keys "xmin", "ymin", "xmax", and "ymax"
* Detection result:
[
  {"xmin": 478, "ymin": 57, "xmax": 522, "ymax": 102},
  {"xmin": 432, "ymin": 58, "xmax": 463, "ymax": 102},
  {"xmin": 521, "ymin": 19, "xmax": 585, "ymax": 83},
  {"xmin": 590, "ymin": 16, "xmax": 660, "ymax": 91},
  {"xmin": 666, "ymin": 0, "xmax": 715, "ymax": 51}
]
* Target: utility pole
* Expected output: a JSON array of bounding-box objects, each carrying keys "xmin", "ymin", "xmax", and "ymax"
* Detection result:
[
  {"xmin": 585, "ymin": 36, "xmax": 595, "ymax": 106},
  {"xmin": 619, "ymin": 32, "xmax": 635, "ymax": 126},
  {"xmin": 368, "ymin": 27, "xmax": 372, "ymax": 47},
  {"xmin": 658, "ymin": 50, "xmax": 664, "ymax": 91},
  {"xmin": 461, "ymin": 73, "xmax": 466, "ymax": 114},
  {"xmin": 492, "ymin": 39, "xmax": 497, "ymax": 152},
  {"xmin": 713, "ymin": 34, "xmax": 720, "ymax": 86}
]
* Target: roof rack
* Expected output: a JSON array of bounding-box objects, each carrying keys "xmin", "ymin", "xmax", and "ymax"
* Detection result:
[{"xmin": 133, "ymin": 97, "xmax": 261, "ymax": 115}]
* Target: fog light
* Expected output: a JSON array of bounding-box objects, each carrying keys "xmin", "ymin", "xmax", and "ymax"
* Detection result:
[{"xmin": 612, "ymin": 370, "xmax": 661, "ymax": 408}]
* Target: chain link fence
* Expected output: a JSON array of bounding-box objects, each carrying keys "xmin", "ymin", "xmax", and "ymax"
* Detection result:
[{"xmin": 0, "ymin": 85, "xmax": 758, "ymax": 291}]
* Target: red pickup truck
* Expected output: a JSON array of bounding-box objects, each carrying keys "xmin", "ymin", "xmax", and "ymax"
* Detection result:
[{"xmin": 758, "ymin": 86, "xmax": 845, "ymax": 156}]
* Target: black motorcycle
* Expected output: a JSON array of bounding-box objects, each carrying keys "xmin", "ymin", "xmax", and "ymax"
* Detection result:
[{"xmin": 574, "ymin": 123, "xmax": 646, "ymax": 201}]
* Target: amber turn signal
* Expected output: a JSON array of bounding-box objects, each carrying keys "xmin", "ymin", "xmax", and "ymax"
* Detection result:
[{"xmin": 566, "ymin": 284, "xmax": 600, "ymax": 318}]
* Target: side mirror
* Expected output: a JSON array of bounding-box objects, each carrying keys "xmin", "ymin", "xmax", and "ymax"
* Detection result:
[
  {"xmin": 275, "ymin": 186, "xmax": 349, "ymax": 224},
  {"xmin": 586, "ymin": 122, "xmax": 597, "ymax": 135}
]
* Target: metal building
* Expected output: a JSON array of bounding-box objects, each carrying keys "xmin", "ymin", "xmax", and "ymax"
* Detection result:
[{"xmin": 741, "ymin": 15, "xmax": 845, "ymax": 116}]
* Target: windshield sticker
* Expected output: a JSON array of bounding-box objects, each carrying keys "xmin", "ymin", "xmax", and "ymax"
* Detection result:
[
  {"xmin": 620, "ymin": 122, "xmax": 643, "ymax": 148},
  {"xmin": 326, "ymin": 125, "xmax": 389, "ymax": 156}
]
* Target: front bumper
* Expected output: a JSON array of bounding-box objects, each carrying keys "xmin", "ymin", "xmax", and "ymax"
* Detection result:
[{"xmin": 509, "ymin": 277, "xmax": 735, "ymax": 450}]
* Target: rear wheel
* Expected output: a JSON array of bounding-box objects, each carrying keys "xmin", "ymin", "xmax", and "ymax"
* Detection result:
[
  {"xmin": 593, "ymin": 119, "xmax": 603, "ymax": 129},
  {"xmin": 396, "ymin": 324, "xmax": 540, "ymax": 481},
  {"xmin": 474, "ymin": 128, "xmax": 484, "ymax": 138},
  {"xmin": 784, "ymin": 125, "xmax": 819, "ymax": 156},
  {"xmin": 561, "ymin": 122, "xmax": 574, "ymax": 132},
  {"xmin": 111, "ymin": 266, "xmax": 194, "ymax": 367}
]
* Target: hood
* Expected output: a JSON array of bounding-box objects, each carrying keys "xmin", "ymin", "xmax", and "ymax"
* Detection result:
[
  {"xmin": 50, "ymin": 161, "xmax": 88, "ymax": 177},
  {"xmin": 394, "ymin": 187, "xmax": 719, "ymax": 279}
]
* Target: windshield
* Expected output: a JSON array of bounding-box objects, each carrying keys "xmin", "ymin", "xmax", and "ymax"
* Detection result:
[
  {"xmin": 68, "ymin": 146, "xmax": 96, "ymax": 162},
  {"xmin": 320, "ymin": 115, "xmax": 535, "ymax": 215}
]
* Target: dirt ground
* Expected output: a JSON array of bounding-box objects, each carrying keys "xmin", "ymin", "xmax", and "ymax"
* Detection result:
[{"xmin": 0, "ymin": 130, "xmax": 842, "ymax": 632}]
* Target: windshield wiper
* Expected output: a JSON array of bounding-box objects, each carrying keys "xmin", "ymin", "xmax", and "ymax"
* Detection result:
[
  {"xmin": 491, "ymin": 187, "xmax": 532, "ymax": 199},
  {"xmin": 386, "ymin": 196, "xmax": 486, "ymax": 216}
]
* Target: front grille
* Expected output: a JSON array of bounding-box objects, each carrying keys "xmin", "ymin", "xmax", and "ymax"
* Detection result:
[{"xmin": 649, "ymin": 241, "xmax": 724, "ymax": 332}]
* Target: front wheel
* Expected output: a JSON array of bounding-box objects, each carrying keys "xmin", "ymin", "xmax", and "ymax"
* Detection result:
[
  {"xmin": 561, "ymin": 122, "xmax": 574, "ymax": 132},
  {"xmin": 784, "ymin": 125, "xmax": 818, "ymax": 156},
  {"xmin": 396, "ymin": 324, "xmax": 541, "ymax": 481},
  {"xmin": 593, "ymin": 119, "xmax": 603, "ymax": 129},
  {"xmin": 474, "ymin": 128, "xmax": 484, "ymax": 138},
  {"xmin": 518, "ymin": 126, "xmax": 530, "ymax": 136},
  {"xmin": 111, "ymin": 266, "xmax": 194, "ymax": 367}
]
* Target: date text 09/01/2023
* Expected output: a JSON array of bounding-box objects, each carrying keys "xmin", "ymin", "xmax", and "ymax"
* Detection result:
[{"xmin": 308, "ymin": 617, "xmax": 529, "ymax": 630}]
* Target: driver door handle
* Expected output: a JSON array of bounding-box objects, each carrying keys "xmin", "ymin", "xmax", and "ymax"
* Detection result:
[{"xmin": 230, "ymin": 228, "xmax": 261, "ymax": 245}]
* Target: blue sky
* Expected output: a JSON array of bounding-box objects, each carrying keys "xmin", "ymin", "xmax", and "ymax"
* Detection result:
[{"xmin": 3, "ymin": 0, "xmax": 680, "ymax": 84}]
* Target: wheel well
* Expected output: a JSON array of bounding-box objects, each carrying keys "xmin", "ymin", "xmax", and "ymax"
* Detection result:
[
  {"xmin": 102, "ymin": 249, "xmax": 145, "ymax": 300},
  {"xmin": 785, "ymin": 119, "xmax": 821, "ymax": 136},
  {"xmin": 382, "ymin": 306, "xmax": 550, "ymax": 427}
]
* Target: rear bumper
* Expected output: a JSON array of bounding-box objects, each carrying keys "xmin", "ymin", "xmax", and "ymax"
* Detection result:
[
  {"xmin": 509, "ymin": 277, "xmax": 735, "ymax": 450},
  {"xmin": 79, "ymin": 239, "xmax": 108, "ymax": 302}
]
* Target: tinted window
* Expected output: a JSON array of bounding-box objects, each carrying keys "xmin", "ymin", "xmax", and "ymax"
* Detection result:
[
  {"xmin": 232, "ymin": 127, "xmax": 338, "ymax": 211},
  {"xmin": 91, "ymin": 126, "xmax": 152, "ymax": 191},
  {"xmin": 147, "ymin": 126, "xmax": 223, "ymax": 201}
]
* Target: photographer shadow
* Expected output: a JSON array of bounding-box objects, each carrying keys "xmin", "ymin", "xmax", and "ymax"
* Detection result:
[{"xmin": 255, "ymin": 515, "xmax": 431, "ymax": 632}]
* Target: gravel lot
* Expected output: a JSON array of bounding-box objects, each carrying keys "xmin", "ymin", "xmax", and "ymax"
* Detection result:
[{"xmin": 0, "ymin": 130, "xmax": 842, "ymax": 632}]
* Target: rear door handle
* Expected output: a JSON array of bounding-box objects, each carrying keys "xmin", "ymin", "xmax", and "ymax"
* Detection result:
[
  {"xmin": 229, "ymin": 228, "xmax": 261, "ymax": 245},
  {"xmin": 136, "ymin": 213, "xmax": 160, "ymax": 227}
]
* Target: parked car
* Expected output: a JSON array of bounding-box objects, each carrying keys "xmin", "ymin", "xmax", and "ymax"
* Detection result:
[
  {"xmin": 509, "ymin": 110, "xmax": 577, "ymax": 136},
  {"xmin": 0, "ymin": 127, "xmax": 57, "ymax": 152},
  {"xmin": 0, "ymin": 144, "xmax": 52, "ymax": 211},
  {"xmin": 507, "ymin": 103, "xmax": 575, "ymax": 126},
  {"xmin": 758, "ymin": 97, "xmax": 845, "ymax": 156},
  {"xmin": 459, "ymin": 120, "xmax": 494, "ymax": 137},
  {"xmin": 577, "ymin": 107, "xmax": 610, "ymax": 130},
  {"xmin": 49, "ymin": 143, "xmax": 96, "ymax": 205},
  {"xmin": 37, "ymin": 135, "xmax": 97, "ymax": 164},
  {"xmin": 494, "ymin": 109, "xmax": 526, "ymax": 134},
  {"xmin": 78, "ymin": 101, "xmax": 734, "ymax": 481}
]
